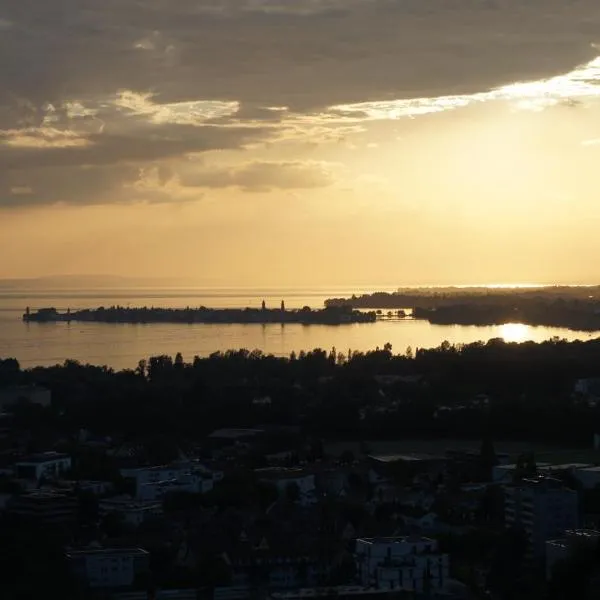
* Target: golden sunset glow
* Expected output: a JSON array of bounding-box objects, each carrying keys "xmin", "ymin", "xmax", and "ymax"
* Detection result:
[{"xmin": 2, "ymin": 1, "xmax": 600, "ymax": 287}]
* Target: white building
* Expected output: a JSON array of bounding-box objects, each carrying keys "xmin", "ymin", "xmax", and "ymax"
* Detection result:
[
  {"xmin": 546, "ymin": 529, "xmax": 600, "ymax": 580},
  {"xmin": 67, "ymin": 547, "xmax": 149, "ymax": 589},
  {"xmin": 15, "ymin": 452, "xmax": 72, "ymax": 482},
  {"xmin": 354, "ymin": 536, "xmax": 450, "ymax": 593},
  {"xmin": 505, "ymin": 476, "xmax": 580, "ymax": 559},
  {"xmin": 99, "ymin": 496, "xmax": 163, "ymax": 528},
  {"xmin": 122, "ymin": 461, "xmax": 223, "ymax": 501}
]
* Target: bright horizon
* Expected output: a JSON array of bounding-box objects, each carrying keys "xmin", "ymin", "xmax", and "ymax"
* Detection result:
[
  {"xmin": 1, "ymin": 274, "xmax": 600, "ymax": 291},
  {"xmin": 3, "ymin": 1, "xmax": 600, "ymax": 287}
]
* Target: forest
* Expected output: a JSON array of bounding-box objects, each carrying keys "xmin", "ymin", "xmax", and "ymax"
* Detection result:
[{"xmin": 3, "ymin": 335, "xmax": 600, "ymax": 450}]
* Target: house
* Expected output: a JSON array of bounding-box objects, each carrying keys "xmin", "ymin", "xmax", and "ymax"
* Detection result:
[
  {"xmin": 0, "ymin": 384, "xmax": 51, "ymax": 408},
  {"xmin": 99, "ymin": 495, "xmax": 163, "ymax": 528},
  {"xmin": 355, "ymin": 536, "xmax": 450, "ymax": 593},
  {"xmin": 14, "ymin": 451, "xmax": 72, "ymax": 482},
  {"xmin": 66, "ymin": 547, "xmax": 149, "ymax": 589}
]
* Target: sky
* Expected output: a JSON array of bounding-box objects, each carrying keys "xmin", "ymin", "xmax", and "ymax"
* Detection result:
[{"xmin": 3, "ymin": 0, "xmax": 600, "ymax": 287}]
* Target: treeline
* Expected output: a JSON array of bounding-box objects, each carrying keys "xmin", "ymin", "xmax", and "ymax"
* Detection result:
[
  {"xmin": 3, "ymin": 336, "xmax": 600, "ymax": 447},
  {"xmin": 325, "ymin": 286, "xmax": 600, "ymax": 309},
  {"xmin": 23, "ymin": 305, "xmax": 376, "ymax": 325},
  {"xmin": 413, "ymin": 302, "xmax": 600, "ymax": 330}
]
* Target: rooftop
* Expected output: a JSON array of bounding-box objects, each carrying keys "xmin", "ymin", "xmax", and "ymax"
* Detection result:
[
  {"xmin": 66, "ymin": 547, "xmax": 149, "ymax": 557},
  {"xmin": 537, "ymin": 463, "xmax": 593, "ymax": 471},
  {"xmin": 100, "ymin": 497, "xmax": 162, "ymax": 510},
  {"xmin": 368, "ymin": 453, "xmax": 444, "ymax": 463},
  {"xmin": 495, "ymin": 462, "xmax": 552, "ymax": 470},
  {"xmin": 357, "ymin": 536, "xmax": 434, "ymax": 545},
  {"xmin": 517, "ymin": 475, "xmax": 569, "ymax": 489},
  {"xmin": 19, "ymin": 491, "xmax": 72, "ymax": 500},
  {"xmin": 565, "ymin": 529, "xmax": 600, "ymax": 539},
  {"xmin": 16, "ymin": 451, "xmax": 69, "ymax": 464}
]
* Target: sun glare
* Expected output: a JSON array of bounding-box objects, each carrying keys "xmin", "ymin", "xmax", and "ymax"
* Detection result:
[{"xmin": 499, "ymin": 323, "xmax": 530, "ymax": 343}]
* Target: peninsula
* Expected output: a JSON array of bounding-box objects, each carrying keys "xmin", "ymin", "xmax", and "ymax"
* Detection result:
[
  {"xmin": 325, "ymin": 287, "xmax": 600, "ymax": 332},
  {"xmin": 22, "ymin": 304, "xmax": 377, "ymax": 325}
]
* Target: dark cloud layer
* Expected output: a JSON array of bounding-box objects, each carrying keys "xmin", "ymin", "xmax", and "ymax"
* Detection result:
[{"xmin": 2, "ymin": 0, "xmax": 600, "ymax": 207}]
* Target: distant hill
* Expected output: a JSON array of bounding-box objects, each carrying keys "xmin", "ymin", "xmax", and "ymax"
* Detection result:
[{"xmin": 0, "ymin": 275, "xmax": 193, "ymax": 289}]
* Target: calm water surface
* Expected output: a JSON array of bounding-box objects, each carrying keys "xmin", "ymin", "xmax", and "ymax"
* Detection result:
[{"xmin": 0, "ymin": 287, "xmax": 596, "ymax": 369}]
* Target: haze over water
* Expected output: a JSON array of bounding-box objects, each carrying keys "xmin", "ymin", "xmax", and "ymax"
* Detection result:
[{"xmin": 1, "ymin": 285, "xmax": 596, "ymax": 369}]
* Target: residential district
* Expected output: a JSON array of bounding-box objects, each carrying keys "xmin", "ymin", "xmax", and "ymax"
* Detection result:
[{"xmin": 2, "ymin": 343, "xmax": 600, "ymax": 599}]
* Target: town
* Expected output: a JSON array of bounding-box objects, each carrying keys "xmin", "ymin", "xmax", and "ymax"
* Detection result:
[{"xmin": 2, "ymin": 338, "xmax": 600, "ymax": 599}]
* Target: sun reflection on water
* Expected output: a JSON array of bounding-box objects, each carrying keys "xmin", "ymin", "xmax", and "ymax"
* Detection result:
[{"xmin": 499, "ymin": 323, "xmax": 530, "ymax": 343}]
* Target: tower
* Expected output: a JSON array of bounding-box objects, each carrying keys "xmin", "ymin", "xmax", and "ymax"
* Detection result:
[{"xmin": 281, "ymin": 300, "xmax": 285, "ymax": 311}]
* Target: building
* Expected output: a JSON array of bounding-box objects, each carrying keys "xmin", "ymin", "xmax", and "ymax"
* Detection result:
[
  {"xmin": 0, "ymin": 384, "xmax": 51, "ymax": 409},
  {"xmin": 492, "ymin": 463, "xmax": 552, "ymax": 483},
  {"xmin": 255, "ymin": 467, "xmax": 317, "ymax": 505},
  {"xmin": 354, "ymin": 536, "xmax": 450, "ymax": 593},
  {"xmin": 367, "ymin": 454, "xmax": 446, "ymax": 486},
  {"xmin": 574, "ymin": 466, "xmax": 600, "ymax": 490},
  {"xmin": 66, "ymin": 547, "xmax": 150, "ymax": 589},
  {"xmin": 99, "ymin": 496, "xmax": 163, "ymax": 528},
  {"xmin": 546, "ymin": 529, "xmax": 600, "ymax": 580},
  {"xmin": 14, "ymin": 451, "xmax": 72, "ymax": 482},
  {"xmin": 122, "ymin": 461, "xmax": 223, "ymax": 501},
  {"xmin": 504, "ymin": 476, "xmax": 580, "ymax": 559},
  {"xmin": 7, "ymin": 490, "xmax": 78, "ymax": 526}
]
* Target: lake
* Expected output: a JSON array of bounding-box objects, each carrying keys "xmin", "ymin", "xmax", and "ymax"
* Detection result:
[{"xmin": 0, "ymin": 287, "xmax": 597, "ymax": 369}]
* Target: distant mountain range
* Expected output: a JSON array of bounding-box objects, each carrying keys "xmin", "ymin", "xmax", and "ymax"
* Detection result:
[{"xmin": 0, "ymin": 275, "xmax": 195, "ymax": 289}]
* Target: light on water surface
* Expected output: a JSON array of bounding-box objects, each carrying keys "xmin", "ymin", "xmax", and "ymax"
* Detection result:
[{"xmin": 498, "ymin": 323, "xmax": 530, "ymax": 344}]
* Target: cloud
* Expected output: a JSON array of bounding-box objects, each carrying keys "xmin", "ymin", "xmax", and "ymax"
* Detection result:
[
  {"xmin": 0, "ymin": 124, "xmax": 269, "ymax": 170},
  {"xmin": 2, "ymin": 0, "xmax": 600, "ymax": 207},
  {"xmin": 180, "ymin": 159, "xmax": 339, "ymax": 192}
]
